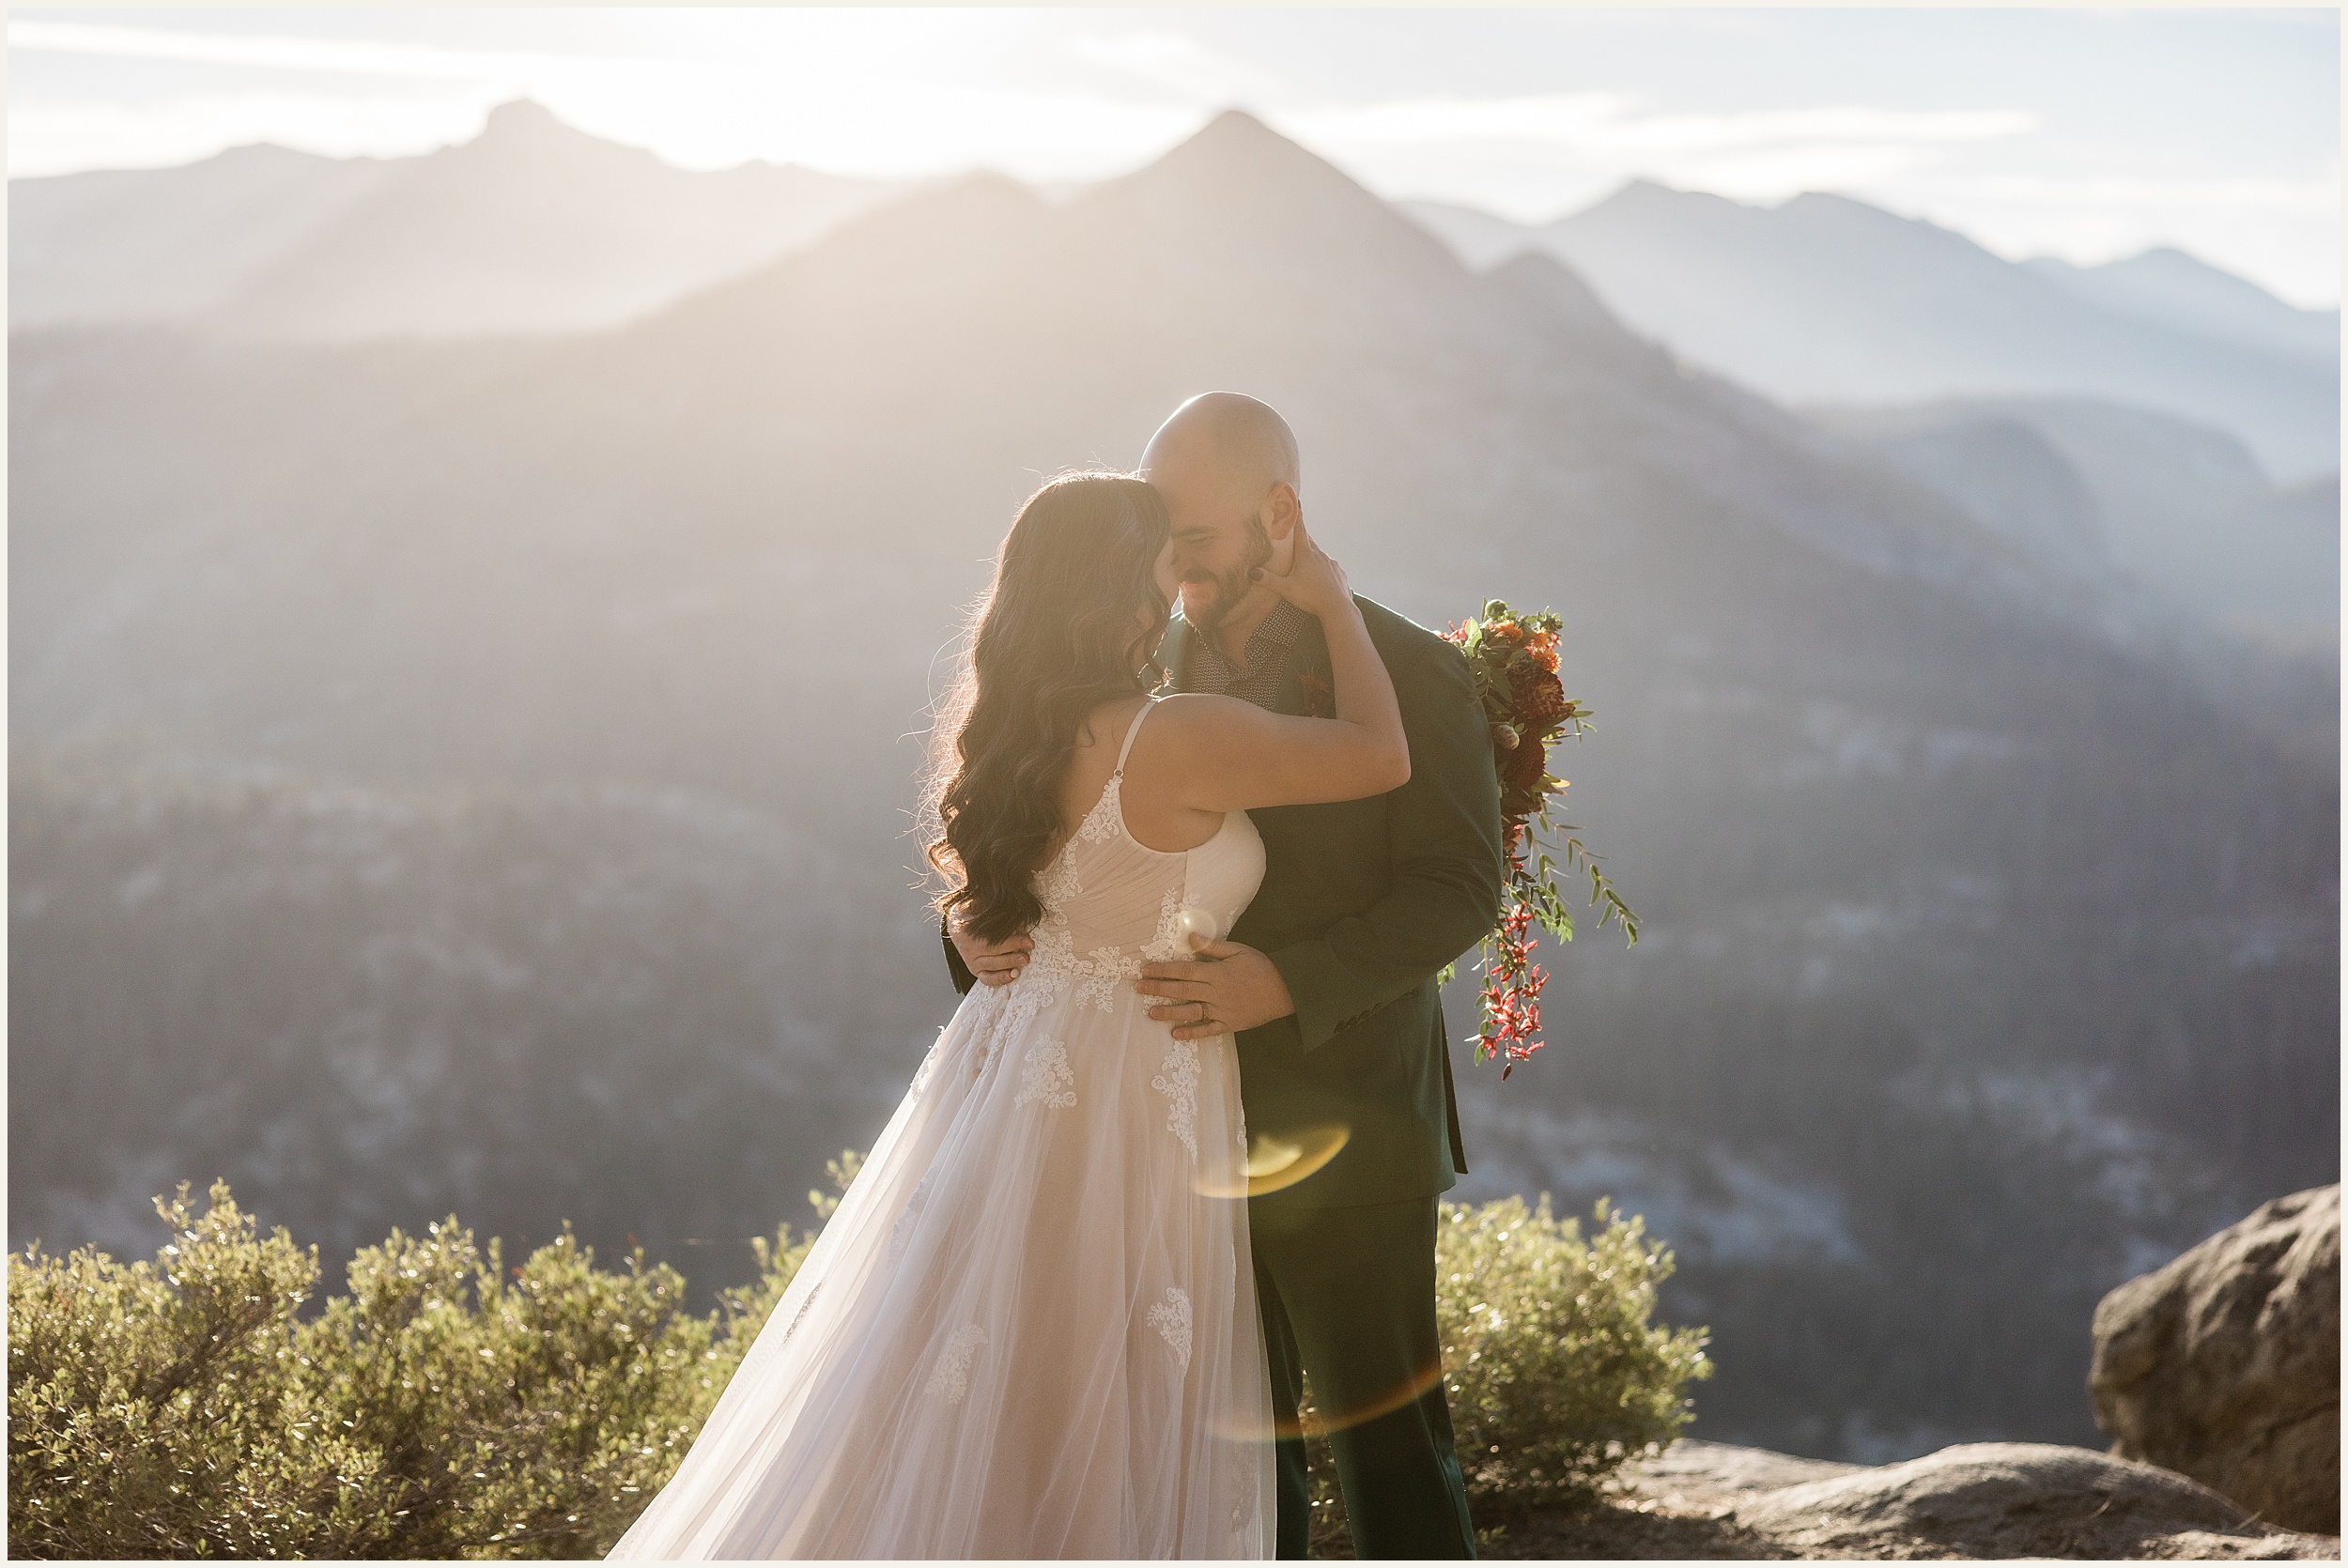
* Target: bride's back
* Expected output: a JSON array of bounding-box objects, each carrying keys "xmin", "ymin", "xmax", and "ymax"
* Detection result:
[{"xmin": 1031, "ymin": 698, "xmax": 1263, "ymax": 989}]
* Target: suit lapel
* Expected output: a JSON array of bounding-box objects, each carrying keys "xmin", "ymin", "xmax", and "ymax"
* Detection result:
[
  {"xmin": 1159, "ymin": 614, "xmax": 1196, "ymax": 692},
  {"xmin": 1274, "ymin": 616, "xmax": 1334, "ymax": 718}
]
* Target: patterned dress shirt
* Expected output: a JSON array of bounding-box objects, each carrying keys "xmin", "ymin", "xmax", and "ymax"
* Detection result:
[{"xmin": 1169, "ymin": 597, "xmax": 1313, "ymax": 708}]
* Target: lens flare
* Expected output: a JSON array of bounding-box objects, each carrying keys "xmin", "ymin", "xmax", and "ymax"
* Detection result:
[
  {"xmin": 1272, "ymin": 1354, "xmax": 1448, "ymax": 1439},
  {"xmin": 1193, "ymin": 1123, "xmax": 1350, "ymax": 1199}
]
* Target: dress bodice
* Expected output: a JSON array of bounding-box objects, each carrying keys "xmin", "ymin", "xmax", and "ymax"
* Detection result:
[{"xmin": 1025, "ymin": 700, "xmax": 1266, "ymax": 1003}]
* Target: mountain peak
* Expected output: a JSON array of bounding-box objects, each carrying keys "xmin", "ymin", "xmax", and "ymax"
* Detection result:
[
  {"xmin": 1781, "ymin": 189, "xmax": 1924, "ymax": 231},
  {"xmin": 1050, "ymin": 105, "xmax": 1469, "ymax": 314},
  {"xmin": 1088, "ymin": 106, "xmax": 1379, "ymax": 226},
  {"xmin": 438, "ymin": 97, "xmax": 664, "ymax": 180},
  {"xmin": 1566, "ymin": 177, "xmax": 1740, "ymax": 229},
  {"xmin": 1139, "ymin": 106, "xmax": 1343, "ymax": 191},
  {"xmin": 2101, "ymin": 244, "xmax": 2264, "ymax": 293},
  {"xmin": 474, "ymin": 99, "xmax": 588, "ymax": 146},
  {"xmin": 1193, "ymin": 107, "xmax": 1279, "ymax": 143}
]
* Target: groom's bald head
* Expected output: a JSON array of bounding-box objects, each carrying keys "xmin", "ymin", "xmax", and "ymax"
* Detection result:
[{"xmin": 1140, "ymin": 392, "xmax": 1300, "ymax": 500}]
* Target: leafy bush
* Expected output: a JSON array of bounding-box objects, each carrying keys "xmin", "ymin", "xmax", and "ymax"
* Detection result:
[
  {"xmin": 8, "ymin": 1178, "xmax": 814, "ymax": 1559},
  {"xmin": 1300, "ymin": 1196, "xmax": 1711, "ymax": 1552},
  {"xmin": 10, "ymin": 1165, "xmax": 1703, "ymax": 1559}
]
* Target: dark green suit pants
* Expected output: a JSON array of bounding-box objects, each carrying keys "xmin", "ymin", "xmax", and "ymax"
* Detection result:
[{"xmin": 1251, "ymin": 1195, "xmax": 1476, "ymax": 1559}]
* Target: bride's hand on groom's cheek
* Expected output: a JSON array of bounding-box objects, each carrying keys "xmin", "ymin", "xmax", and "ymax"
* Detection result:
[
  {"xmin": 1135, "ymin": 937, "xmax": 1297, "ymax": 1041},
  {"xmin": 951, "ymin": 924, "xmax": 1032, "ymax": 987}
]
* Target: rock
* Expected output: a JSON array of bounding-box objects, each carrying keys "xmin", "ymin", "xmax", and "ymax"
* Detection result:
[
  {"xmin": 1730, "ymin": 1441, "xmax": 2329, "ymax": 1559},
  {"xmin": 1627, "ymin": 1439, "xmax": 1864, "ymax": 1510},
  {"xmin": 1488, "ymin": 1439, "xmax": 2343, "ymax": 1560},
  {"xmin": 2091, "ymin": 1184, "xmax": 2340, "ymax": 1533}
]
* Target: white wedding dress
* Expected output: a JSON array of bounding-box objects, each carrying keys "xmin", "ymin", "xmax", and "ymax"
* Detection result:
[{"xmin": 610, "ymin": 699, "xmax": 1273, "ymax": 1560}]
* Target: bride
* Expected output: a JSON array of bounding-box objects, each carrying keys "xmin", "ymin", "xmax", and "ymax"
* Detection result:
[{"xmin": 609, "ymin": 470, "xmax": 1407, "ymax": 1560}]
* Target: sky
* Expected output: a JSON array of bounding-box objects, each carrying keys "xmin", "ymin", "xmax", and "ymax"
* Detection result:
[{"xmin": 8, "ymin": 7, "xmax": 2340, "ymax": 308}]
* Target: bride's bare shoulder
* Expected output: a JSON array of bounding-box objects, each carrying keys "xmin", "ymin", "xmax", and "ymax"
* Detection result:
[
  {"xmin": 1126, "ymin": 695, "xmax": 1274, "ymax": 779},
  {"xmin": 1145, "ymin": 692, "xmax": 1260, "ymax": 733},
  {"xmin": 1073, "ymin": 694, "xmax": 1153, "ymax": 752}
]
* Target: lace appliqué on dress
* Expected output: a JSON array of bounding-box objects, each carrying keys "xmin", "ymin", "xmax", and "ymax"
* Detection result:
[
  {"xmin": 1140, "ymin": 885, "xmax": 1188, "ymax": 963},
  {"xmin": 1036, "ymin": 842, "xmax": 1083, "ymax": 915},
  {"xmin": 1015, "ymin": 1037, "xmax": 1076, "ymax": 1110},
  {"xmin": 925, "ymin": 1323, "xmax": 989, "ymax": 1407},
  {"xmin": 1152, "ymin": 1039, "xmax": 1200, "ymax": 1160},
  {"xmin": 1027, "ymin": 767, "xmax": 1125, "ymax": 921},
  {"xmin": 781, "ymin": 1282, "xmax": 822, "ymax": 1343},
  {"xmin": 967, "ymin": 945, "xmax": 1061, "ymax": 1055},
  {"xmin": 1077, "ymin": 944, "xmax": 1137, "ymax": 1010},
  {"xmin": 1147, "ymin": 1286, "xmax": 1194, "ymax": 1371},
  {"xmin": 1074, "ymin": 772, "xmax": 1127, "ymax": 845},
  {"xmin": 910, "ymin": 1026, "xmax": 948, "ymax": 1096},
  {"xmin": 1025, "ymin": 924, "xmax": 1140, "ymax": 1014},
  {"xmin": 886, "ymin": 1171, "xmax": 935, "ymax": 1268}
]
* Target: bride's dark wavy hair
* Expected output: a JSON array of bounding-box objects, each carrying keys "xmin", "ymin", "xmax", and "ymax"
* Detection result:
[{"xmin": 924, "ymin": 470, "xmax": 1173, "ymax": 944}]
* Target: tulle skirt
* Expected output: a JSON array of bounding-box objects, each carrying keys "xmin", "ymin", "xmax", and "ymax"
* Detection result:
[{"xmin": 608, "ymin": 969, "xmax": 1274, "ymax": 1560}]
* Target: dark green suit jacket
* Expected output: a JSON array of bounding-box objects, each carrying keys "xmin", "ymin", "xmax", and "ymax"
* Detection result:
[{"xmin": 1166, "ymin": 596, "xmax": 1506, "ymax": 1212}]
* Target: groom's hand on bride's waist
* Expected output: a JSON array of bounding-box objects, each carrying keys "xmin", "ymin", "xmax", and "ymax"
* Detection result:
[
  {"xmin": 950, "ymin": 922, "xmax": 1032, "ymax": 987},
  {"xmin": 1136, "ymin": 937, "xmax": 1297, "ymax": 1041}
]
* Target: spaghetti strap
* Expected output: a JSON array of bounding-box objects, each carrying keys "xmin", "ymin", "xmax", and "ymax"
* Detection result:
[{"xmin": 1112, "ymin": 696, "xmax": 1159, "ymax": 775}]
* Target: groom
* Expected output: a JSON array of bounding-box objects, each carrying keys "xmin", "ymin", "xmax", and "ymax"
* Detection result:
[{"xmin": 948, "ymin": 392, "xmax": 1505, "ymax": 1559}]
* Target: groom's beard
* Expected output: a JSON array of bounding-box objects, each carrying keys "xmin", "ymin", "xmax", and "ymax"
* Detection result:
[{"xmin": 1181, "ymin": 518, "xmax": 1274, "ymax": 632}]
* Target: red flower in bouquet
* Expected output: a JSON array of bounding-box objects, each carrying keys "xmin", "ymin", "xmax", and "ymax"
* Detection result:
[
  {"xmin": 1509, "ymin": 661, "xmax": 1570, "ymax": 730},
  {"xmin": 1499, "ymin": 731, "xmax": 1546, "ymax": 795},
  {"xmin": 1442, "ymin": 600, "xmax": 1639, "ymax": 1078}
]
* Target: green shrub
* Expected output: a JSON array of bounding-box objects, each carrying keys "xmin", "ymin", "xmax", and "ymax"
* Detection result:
[
  {"xmin": 8, "ymin": 1178, "xmax": 815, "ymax": 1560},
  {"xmin": 1300, "ymin": 1195, "xmax": 1711, "ymax": 1552},
  {"xmin": 10, "ymin": 1166, "xmax": 1703, "ymax": 1560}
]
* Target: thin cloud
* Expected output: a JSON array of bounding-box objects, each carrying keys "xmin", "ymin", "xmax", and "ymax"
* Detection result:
[
  {"xmin": 8, "ymin": 93, "xmax": 496, "ymax": 173},
  {"xmin": 1586, "ymin": 106, "xmax": 2038, "ymax": 156},
  {"xmin": 1066, "ymin": 30, "xmax": 1291, "ymax": 105},
  {"xmin": 1670, "ymin": 144, "xmax": 1942, "ymax": 201},
  {"xmin": 5, "ymin": 19, "xmax": 605, "ymax": 83},
  {"xmin": 1280, "ymin": 96, "xmax": 2037, "ymax": 155},
  {"xmin": 1957, "ymin": 173, "xmax": 2339, "ymax": 211}
]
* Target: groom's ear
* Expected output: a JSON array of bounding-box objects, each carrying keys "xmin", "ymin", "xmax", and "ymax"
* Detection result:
[
  {"xmin": 1260, "ymin": 481, "xmax": 1301, "ymax": 541},
  {"xmin": 1260, "ymin": 484, "xmax": 1299, "ymax": 576}
]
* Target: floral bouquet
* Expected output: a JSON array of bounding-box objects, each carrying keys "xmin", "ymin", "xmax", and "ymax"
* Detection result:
[{"xmin": 1443, "ymin": 601, "xmax": 1638, "ymax": 1078}]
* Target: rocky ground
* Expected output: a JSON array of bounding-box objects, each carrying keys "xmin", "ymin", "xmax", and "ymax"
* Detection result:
[{"xmin": 1468, "ymin": 1440, "xmax": 2341, "ymax": 1560}]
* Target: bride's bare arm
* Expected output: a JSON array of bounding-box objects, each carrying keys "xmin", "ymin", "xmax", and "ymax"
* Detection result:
[{"xmin": 1149, "ymin": 520, "xmax": 1409, "ymax": 812}]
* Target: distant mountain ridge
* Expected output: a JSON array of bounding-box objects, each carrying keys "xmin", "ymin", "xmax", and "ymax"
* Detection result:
[
  {"xmin": 8, "ymin": 142, "xmax": 405, "ymax": 328},
  {"xmin": 8, "ymin": 100, "xmax": 906, "ymax": 339},
  {"xmin": 1808, "ymin": 397, "xmax": 2340, "ymax": 655},
  {"xmin": 1405, "ymin": 184, "xmax": 2340, "ymax": 483},
  {"xmin": 2024, "ymin": 247, "xmax": 2340, "ymax": 366}
]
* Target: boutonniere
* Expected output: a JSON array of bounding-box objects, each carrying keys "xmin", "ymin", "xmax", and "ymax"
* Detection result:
[
  {"xmin": 1441, "ymin": 601, "xmax": 1639, "ymax": 1079},
  {"xmin": 1298, "ymin": 669, "xmax": 1334, "ymax": 718}
]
